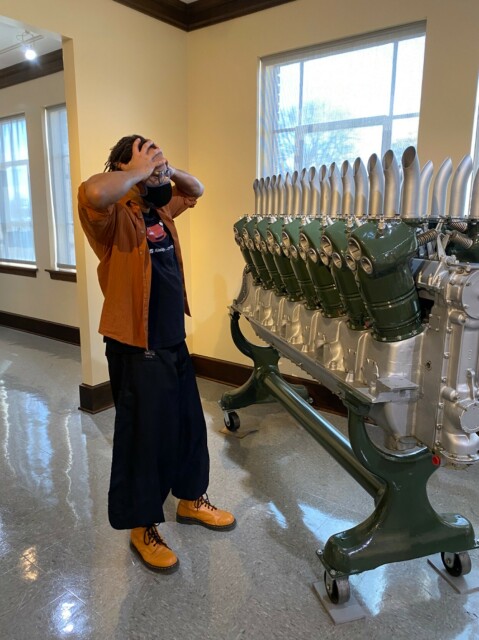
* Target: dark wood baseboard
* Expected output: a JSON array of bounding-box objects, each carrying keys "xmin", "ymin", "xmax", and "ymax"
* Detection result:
[
  {"xmin": 0, "ymin": 310, "xmax": 80, "ymax": 345},
  {"xmin": 0, "ymin": 312, "xmax": 345, "ymax": 416},
  {"xmin": 191, "ymin": 353, "xmax": 346, "ymax": 416},
  {"xmin": 79, "ymin": 354, "xmax": 346, "ymax": 416},
  {"xmin": 78, "ymin": 381, "xmax": 113, "ymax": 414}
]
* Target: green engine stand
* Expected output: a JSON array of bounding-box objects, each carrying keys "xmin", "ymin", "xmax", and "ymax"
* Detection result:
[{"xmin": 220, "ymin": 310, "xmax": 479, "ymax": 604}]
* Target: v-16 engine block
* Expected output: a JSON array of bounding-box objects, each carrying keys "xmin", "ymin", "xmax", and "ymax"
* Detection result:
[{"xmin": 233, "ymin": 147, "xmax": 479, "ymax": 464}]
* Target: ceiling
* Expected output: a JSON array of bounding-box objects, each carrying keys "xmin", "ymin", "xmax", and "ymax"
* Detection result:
[
  {"xmin": 0, "ymin": 0, "xmax": 293, "ymax": 72},
  {"xmin": 0, "ymin": 18, "xmax": 61, "ymax": 71}
]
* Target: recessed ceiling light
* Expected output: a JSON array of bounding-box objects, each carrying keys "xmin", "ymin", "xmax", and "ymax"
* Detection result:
[{"xmin": 24, "ymin": 46, "xmax": 37, "ymax": 61}]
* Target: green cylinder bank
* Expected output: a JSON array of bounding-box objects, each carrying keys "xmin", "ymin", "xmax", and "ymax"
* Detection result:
[
  {"xmin": 254, "ymin": 217, "xmax": 287, "ymax": 295},
  {"xmin": 348, "ymin": 220, "xmax": 423, "ymax": 342},
  {"xmin": 242, "ymin": 217, "xmax": 274, "ymax": 289},
  {"xmin": 281, "ymin": 218, "xmax": 320, "ymax": 310},
  {"xmin": 233, "ymin": 216, "xmax": 261, "ymax": 285},
  {"xmin": 265, "ymin": 218, "xmax": 303, "ymax": 301},
  {"xmin": 320, "ymin": 220, "xmax": 369, "ymax": 330},
  {"xmin": 298, "ymin": 218, "xmax": 344, "ymax": 318}
]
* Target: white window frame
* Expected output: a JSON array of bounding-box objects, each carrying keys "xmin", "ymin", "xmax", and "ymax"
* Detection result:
[{"xmin": 258, "ymin": 22, "xmax": 426, "ymax": 178}]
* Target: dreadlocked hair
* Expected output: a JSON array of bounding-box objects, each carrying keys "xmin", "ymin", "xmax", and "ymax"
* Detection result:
[{"xmin": 104, "ymin": 134, "xmax": 148, "ymax": 172}]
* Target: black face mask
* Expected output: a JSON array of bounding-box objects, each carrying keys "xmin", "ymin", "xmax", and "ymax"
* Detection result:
[{"xmin": 145, "ymin": 182, "xmax": 173, "ymax": 208}]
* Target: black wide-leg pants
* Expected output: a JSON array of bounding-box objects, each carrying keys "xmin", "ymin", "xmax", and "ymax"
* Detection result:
[{"xmin": 105, "ymin": 340, "xmax": 210, "ymax": 530}]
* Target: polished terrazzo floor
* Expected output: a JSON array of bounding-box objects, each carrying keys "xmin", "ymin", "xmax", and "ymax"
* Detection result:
[{"xmin": 0, "ymin": 325, "xmax": 479, "ymax": 639}]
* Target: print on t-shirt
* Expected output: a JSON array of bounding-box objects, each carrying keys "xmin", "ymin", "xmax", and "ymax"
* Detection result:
[
  {"xmin": 143, "ymin": 209, "xmax": 186, "ymax": 349},
  {"xmin": 146, "ymin": 222, "xmax": 167, "ymax": 243}
]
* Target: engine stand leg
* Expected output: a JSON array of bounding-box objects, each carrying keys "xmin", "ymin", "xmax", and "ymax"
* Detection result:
[
  {"xmin": 321, "ymin": 396, "xmax": 478, "ymax": 578},
  {"xmin": 219, "ymin": 310, "xmax": 309, "ymax": 412}
]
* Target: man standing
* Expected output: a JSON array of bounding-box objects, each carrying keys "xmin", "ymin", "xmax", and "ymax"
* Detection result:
[{"xmin": 78, "ymin": 135, "xmax": 235, "ymax": 573}]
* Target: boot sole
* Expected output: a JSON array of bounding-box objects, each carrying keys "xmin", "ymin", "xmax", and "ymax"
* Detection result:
[
  {"xmin": 176, "ymin": 514, "xmax": 237, "ymax": 531},
  {"xmin": 129, "ymin": 542, "xmax": 179, "ymax": 574}
]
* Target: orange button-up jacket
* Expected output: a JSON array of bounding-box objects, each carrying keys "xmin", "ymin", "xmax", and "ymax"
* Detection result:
[{"xmin": 78, "ymin": 182, "xmax": 193, "ymax": 348}]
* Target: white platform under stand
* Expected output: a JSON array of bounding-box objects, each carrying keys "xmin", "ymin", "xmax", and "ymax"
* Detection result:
[
  {"xmin": 313, "ymin": 553, "xmax": 479, "ymax": 625},
  {"xmin": 427, "ymin": 555, "xmax": 479, "ymax": 595}
]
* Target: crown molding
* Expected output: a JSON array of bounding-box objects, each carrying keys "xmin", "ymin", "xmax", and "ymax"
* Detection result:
[
  {"xmin": 0, "ymin": 49, "xmax": 63, "ymax": 90},
  {"xmin": 113, "ymin": 0, "xmax": 296, "ymax": 31}
]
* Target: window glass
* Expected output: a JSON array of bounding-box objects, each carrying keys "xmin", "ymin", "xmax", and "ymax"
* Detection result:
[
  {"xmin": 393, "ymin": 38, "xmax": 425, "ymax": 115},
  {"xmin": 277, "ymin": 63, "xmax": 300, "ymax": 129},
  {"xmin": 0, "ymin": 115, "xmax": 35, "ymax": 263},
  {"xmin": 391, "ymin": 117, "xmax": 420, "ymax": 159},
  {"xmin": 46, "ymin": 104, "xmax": 75, "ymax": 269},
  {"xmin": 259, "ymin": 24, "xmax": 426, "ymax": 178}
]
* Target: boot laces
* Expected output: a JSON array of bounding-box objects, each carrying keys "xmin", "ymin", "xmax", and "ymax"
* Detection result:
[
  {"xmin": 193, "ymin": 493, "xmax": 217, "ymax": 511},
  {"xmin": 144, "ymin": 525, "xmax": 169, "ymax": 549}
]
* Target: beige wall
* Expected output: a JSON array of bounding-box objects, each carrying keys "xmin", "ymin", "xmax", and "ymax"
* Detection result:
[
  {"xmin": 187, "ymin": 0, "xmax": 479, "ymax": 366},
  {"xmin": 2, "ymin": 0, "xmax": 479, "ymax": 385},
  {"xmin": 0, "ymin": 71, "xmax": 80, "ymax": 326},
  {"xmin": 1, "ymin": 0, "xmax": 189, "ymax": 385}
]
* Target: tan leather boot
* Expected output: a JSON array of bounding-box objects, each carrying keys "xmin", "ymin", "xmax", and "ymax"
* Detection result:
[
  {"xmin": 130, "ymin": 525, "xmax": 179, "ymax": 572},
  {"xmin": 176, "ymin": 494, "xmax": 236, "ymax": 531}
]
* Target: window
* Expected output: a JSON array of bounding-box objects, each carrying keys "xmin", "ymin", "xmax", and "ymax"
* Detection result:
[
  {"xmin": 45, "ymin": 104, "xmax": 75, "ymax": 269},
  {"xmin": 259, "ymin": 23, "xmax": 426, "ymax": 177},
  {"xmin": 0, "ymin": 114, "xmax": 35, "ymax": 263}
]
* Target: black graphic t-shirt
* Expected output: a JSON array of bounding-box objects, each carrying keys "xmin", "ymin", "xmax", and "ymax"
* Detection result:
[{"xmin": 143, "ymin": 208, "xmax": 185, "ymax": 349}]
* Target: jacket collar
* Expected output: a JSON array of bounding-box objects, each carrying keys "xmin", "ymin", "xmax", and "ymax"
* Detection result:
[{"xmin": 120, "ymin": 183, "xmax": 148, "ymax": 211}]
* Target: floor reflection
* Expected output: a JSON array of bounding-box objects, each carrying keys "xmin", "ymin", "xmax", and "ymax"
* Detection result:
[{"xmin": 0, "ymin": 327, "xmax": 478, "ymax": 640}]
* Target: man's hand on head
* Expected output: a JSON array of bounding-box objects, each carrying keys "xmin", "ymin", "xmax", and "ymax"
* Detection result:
[{"xmin": 119, "ymin": 138, "xmax": 168, "ymax": 182}]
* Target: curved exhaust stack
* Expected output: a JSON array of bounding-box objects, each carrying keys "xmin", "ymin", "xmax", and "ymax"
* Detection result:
[
  {"xmin": 400, "ymin": 146, "xmax": 420, "ymax": 219},
  {"xmin": 431, "ymin": 157, "xmax": 453, "ymax": 218},
  {"xmin": 259, "ymin": 177, "xmax": 267, "ymax": 216},
  {"xmin": 449, "ymin": 155, "xmax": 473, "ymax": 219},
  {"xmin": 382, "ymin": 150, "xmax": 401, "ymax": 218},
  {"xmin": 319, "ymin": 165, "xmax": 331, "ymax": 217},
  {"xmin": 309, "ymin": 166, "xmax": 321, "ymax": 216},
  {"xmin": 470, "ymin": 169, "xmax": 479, "ymax": 219},
  {"xmin": 329, "ymin": 162, "xmax": 343, "ymax": 219},
  {"xmin": 353, "ymin": 157, "xmax": 369, "ymax": 219},
  {"xmin": 284, "ymin": 172, "xmax": 293, "ymax": 216},
  {"xmin": 417, "ymin": 160, "xmax": 434, "ymax": 218},
  {"xmin": 270, "ymin": 175, "xmax": 278, "ymax": 216},
  {"xmin": 291, "ymin": 170, "xmax": 302, "ymax": 217},
  {"xmin": 300, "ymin": 167, "xmax": 311, "ymax": 216},
  {"xmin": 341, "ymin": 160, "xmax": 355, "ymax": 217},
  {"xmin": 367, "ymin": 153, "xmax": 384, "ymax": 218},
  {"xmin": 253, "ymin": 178, "xmax": 262, "ymax": 216},
  {"xmin": 264, "ymin": 176, "xmax": 272, "ymax": 216},
  {"xmin": 275, "ymin": 174, "xmax": 285, "ymax": 216}
]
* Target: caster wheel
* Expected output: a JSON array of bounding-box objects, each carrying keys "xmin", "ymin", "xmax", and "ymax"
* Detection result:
[
  {"xmin": 324, "ymin": 570, "xmax": 350, "ymax": 605},
  {"xmin": 224, "ymin": 411, "xmax": 240, "ymax": 432},
  {"xmin": 441, "ymin": 551, "xmax": 472, "ymax": 577}
]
